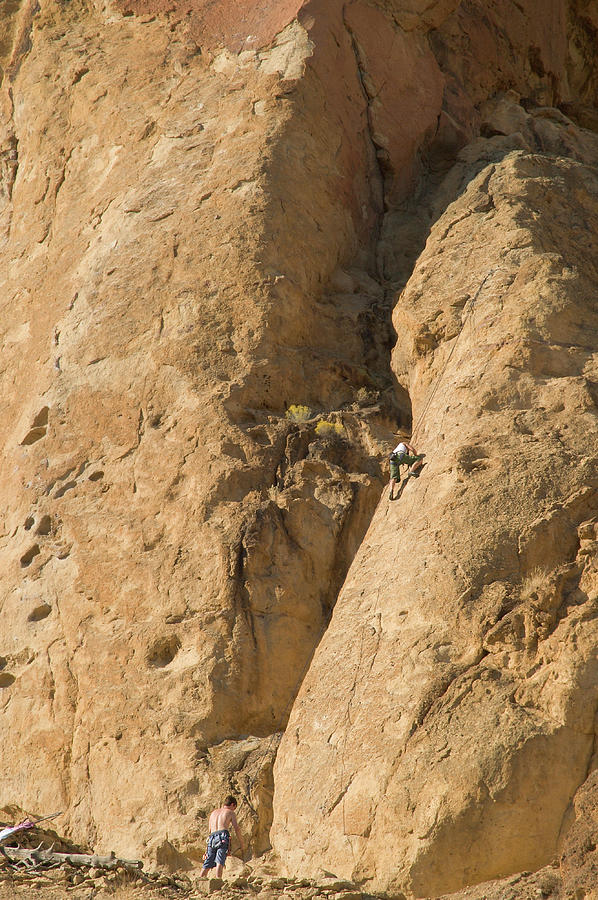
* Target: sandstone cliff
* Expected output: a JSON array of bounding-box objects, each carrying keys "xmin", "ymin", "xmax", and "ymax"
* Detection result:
[
  {"xmin": 0, "ymin": 0, "xmax": 597, "ymax": 897},
  {"xmin": 0, "ymin": 0, "xmax": 401, "ymax": 866},
  {"xmin": 272, "ymin": 114, "xmax": 598, "ymax": 895}
]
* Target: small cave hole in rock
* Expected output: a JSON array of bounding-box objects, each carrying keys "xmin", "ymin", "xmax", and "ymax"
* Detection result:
[
  {"xmin": 146, "ymin": 635, "xmax": 181, "ymax": 668},
  {"xmin": 0, "ymin": 673, "xmax": 15, "ymax": 688},
  {"xmin": 28, "ymin": 602, "xmax": 52, "ymax": 622},
  {"xmin": 20, "ymin": 544, "xmax": 40, "ymax": 567},
  {"xmin": 0, "ymin": 656, "xmax": 7, "ymax": 670},
  {"xmin": 89, "ymin": 470, "xmax": 104, "ymax": 482},
  {"xmin": 24, "ymin": 516, "xmax": 34, "ymax": 531},
  {"xmin": 32, "ymin": 406, "xmax": 49, "ymax": 428},
  {"xmin": 35, "ymin": 515, "xmax": 52, "ymax": 536},
  {"xmin": 54, "ymin": 480, "xmax": 76, "ymax": 499},
  {"xmin": 20, "ymin": 406, "xmax": 49, "ymax": 446},
  {"xmin": 21, "ymin": 427, "xmax": 46, "ymax": 446}
]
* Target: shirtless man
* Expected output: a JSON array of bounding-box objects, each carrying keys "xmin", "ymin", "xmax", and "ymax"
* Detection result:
[{"xmin": 200, "ymin": 796, "xmax": 245, "ymax": 878}]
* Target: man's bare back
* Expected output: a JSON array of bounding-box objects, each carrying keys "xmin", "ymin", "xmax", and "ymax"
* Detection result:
[{"xmin": 209, "ymin": 805, "xmax": 239, "ymax": 833}]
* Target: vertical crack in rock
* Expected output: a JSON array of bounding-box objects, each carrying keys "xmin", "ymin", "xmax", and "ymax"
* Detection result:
[
  {"xmin": 233, "ymin": 526, "xmax": 258, "ymax": 651},
  {"xmin": 343, "ymin": 15, "xmax": 387, "ymax": 221}
]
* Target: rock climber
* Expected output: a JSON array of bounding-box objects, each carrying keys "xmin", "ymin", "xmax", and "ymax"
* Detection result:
[
  {"xmin": 389, "ymin": 439, "xmax": 425, "ymax": 501},
  {"xmin": 200, "ymin": 796, "xmax": 245, "ymax": 879}
]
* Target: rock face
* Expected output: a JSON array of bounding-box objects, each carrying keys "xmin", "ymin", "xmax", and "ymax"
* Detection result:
[
  {"xmin": 0, "ymin": 0, "xmax": 597, "ymax": 897},
  {"xmin": 272, "ymin": 123, "xmax": 598, "ymax": 894},
  {"xmin": 0, "ymin": 0, "xmax": 398, "ymax": 864}
]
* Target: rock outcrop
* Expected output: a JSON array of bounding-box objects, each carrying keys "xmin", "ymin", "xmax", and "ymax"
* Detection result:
[
  {"xmin": 0, "ymin": 0, "xmax": 401, "ymax": 864},
  {"xmin": 271, "ymin": 86, "xmax": 598, "ymax": 900},
  {"xmin": 0, "ymin": 0, "xmax": 597, "ymax": 896}
]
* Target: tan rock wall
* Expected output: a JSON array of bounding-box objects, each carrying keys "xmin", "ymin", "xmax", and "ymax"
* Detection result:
[
  {"xmin": 0, "ymin": 0, "xmax": 396, "ymax": 863},
  {"xmin": 0, "ymin": 0, "xmax": 597, "ymax": 892},
  {"xmin": 271, "ymin": 119, "xmax": 598, "ymax": 895}
]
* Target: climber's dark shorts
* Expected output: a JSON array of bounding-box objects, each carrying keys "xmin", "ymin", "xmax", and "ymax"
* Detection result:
[
  {"xmin": 202, "ymin": 830, "xmax": 230, "ymax": 869},
  {"xmin": 390, "ymin": 453, "xmax": 423, "ymax": 480}
]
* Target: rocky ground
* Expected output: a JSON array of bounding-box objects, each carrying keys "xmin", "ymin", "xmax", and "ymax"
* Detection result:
[
  {"xmin": 0, "ymin": 821, "xmax": 591, "ymax": 900},
  {"xmin": 0, "ymin": 861, "xmax": 570, "ymax": 900}
]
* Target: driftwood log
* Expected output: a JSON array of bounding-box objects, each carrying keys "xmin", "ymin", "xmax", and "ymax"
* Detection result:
[{"xmin": 0, "ymin": 844, "xmax": 143, "ymax": 871}]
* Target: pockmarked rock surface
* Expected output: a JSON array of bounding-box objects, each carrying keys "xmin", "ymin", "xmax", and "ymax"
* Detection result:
[
  {"xmin": 0, "ymin": 0, "xmax": 401, "ymax": 865},
  {"xmin": 0, "ymin": 0, "xmax": 597, "ymax": 896}
]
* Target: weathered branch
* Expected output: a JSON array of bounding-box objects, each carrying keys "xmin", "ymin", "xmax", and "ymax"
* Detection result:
[{"xmin": 0, "ymin": 846, "xmax": 142, "ymax": 871}]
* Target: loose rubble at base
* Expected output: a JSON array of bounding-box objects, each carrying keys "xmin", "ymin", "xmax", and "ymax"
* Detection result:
[
  {"xmin": 0, "ymin": 849, "xmax": 569, "ymax": 900},
  {"xmin": 0, "ymin": 862, "xmax": 386, "ymax": 900}
]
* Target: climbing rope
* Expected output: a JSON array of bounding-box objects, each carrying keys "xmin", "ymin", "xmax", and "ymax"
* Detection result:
[
  {"xmin": 242, "ymin": 616, "xmax": 332, "ymax": 811},
  {"xmin": 398, "ymin": 268, "xmax": 501, "ymax": 525},
  {"xmin": 244, "ymin": 270, "xmax": 503, "ymax": 859},
  {"xmin": 332, "ymin": 268, "xmax": 504, "ymax": 860},
  {"xmin": 410, "ymin": 269, "xmax": 496, "ymax": 444}
]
